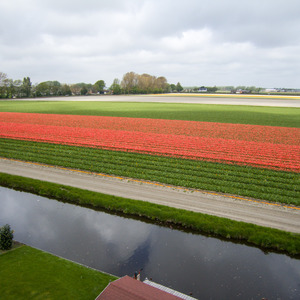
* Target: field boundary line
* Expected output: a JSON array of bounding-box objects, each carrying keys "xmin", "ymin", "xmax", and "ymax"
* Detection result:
[{"xmin": 2, "ymin": 157, "xmax": 299, "ymax": 211}]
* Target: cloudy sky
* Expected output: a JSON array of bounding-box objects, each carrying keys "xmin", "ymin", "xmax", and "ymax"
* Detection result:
[{"xmin": 1, "ymin": 0, "xmax": 299, "ymax": 88}]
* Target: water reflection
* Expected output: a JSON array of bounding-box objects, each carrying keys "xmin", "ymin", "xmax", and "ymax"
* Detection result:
[{"xmin": 1, "ymin": 187, "xmax": 299, "ymax": 299}]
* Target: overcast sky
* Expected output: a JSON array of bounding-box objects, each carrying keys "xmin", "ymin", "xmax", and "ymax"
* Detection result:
[{"xmin": 1, "ymin": 0, "xmax": 299, "ymax": 88}]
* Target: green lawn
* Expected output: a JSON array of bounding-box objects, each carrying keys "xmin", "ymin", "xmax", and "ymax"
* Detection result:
[
  {"xmin": 0, "ymin": 101, "xmax": 299, "ymax": 127},
  {"xmin": 0, "ymin": 244, "xmax": 117, "ymax": 299}
]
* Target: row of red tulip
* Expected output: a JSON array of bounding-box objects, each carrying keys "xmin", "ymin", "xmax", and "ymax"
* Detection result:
[{"xmin": 1, "ymin": 112, "xmax": 299, "ymax": 172}]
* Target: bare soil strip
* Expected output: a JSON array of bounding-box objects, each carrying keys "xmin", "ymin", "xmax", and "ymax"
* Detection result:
[{"xmin": 1, "ymin": 158, "xmax": 299, "ymax": 233}]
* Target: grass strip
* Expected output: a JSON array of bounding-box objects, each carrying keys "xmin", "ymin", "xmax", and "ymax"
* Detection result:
[
  {"xmin": 0, "ymin": 139, "xmax": 299, "ymax": 205},
  {"xmin": 0, "ymin": 101, "xmax": 299, "ymax": 127},
  {"xmin": 0, "ymin": 244, "xmax": 117, "ymax": 299},
  {"xmin": 0, "ymin": 172, "xmax": 299, "ymax": 256}
]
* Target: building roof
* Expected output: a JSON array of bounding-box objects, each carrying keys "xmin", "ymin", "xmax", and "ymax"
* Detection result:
[
  {"xmin": 96, "ymin": 276, "xmax": 184, "ymax": 300},
  {"xmin": 143, "ymin": 279, "xmax": 197, "ymax": 300}
]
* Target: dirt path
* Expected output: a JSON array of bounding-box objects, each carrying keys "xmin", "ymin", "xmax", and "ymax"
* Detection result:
[
  {"xmin": 1, "ymin": 158, "xmax": 299, "ymax": 233},
  {"xmin": 12, "ymin": 94, "xmax": 300, "ymax": 107}
]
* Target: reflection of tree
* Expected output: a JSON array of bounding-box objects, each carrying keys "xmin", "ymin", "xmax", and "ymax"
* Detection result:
[{"xmin": 118, "ymin": 238, "xmax": 151, "ymax": 279}]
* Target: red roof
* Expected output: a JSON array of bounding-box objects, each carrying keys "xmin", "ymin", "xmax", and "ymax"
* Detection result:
[{"xmin": 96, "ymin": 276, "xmax": 182, "ymax": 300}]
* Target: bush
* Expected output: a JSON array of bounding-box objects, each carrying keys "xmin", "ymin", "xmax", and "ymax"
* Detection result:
[{"xmin": 0, "ymin": 224, "xmax": 14, "ymax": 250}]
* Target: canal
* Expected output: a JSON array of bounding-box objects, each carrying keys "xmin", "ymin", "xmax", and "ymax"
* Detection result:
[{"xmin": 1, "ymin": 187, "xmax": 299, "ymax": 299}]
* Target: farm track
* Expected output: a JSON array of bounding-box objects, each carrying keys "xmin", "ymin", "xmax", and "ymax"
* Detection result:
[
  {"xmin": 1, "ymin": 158, "xmax": 300, "ymax": 234},
  {"xmin": 11, "ymin": 94, "xmax": 300, "ymax": 107}
]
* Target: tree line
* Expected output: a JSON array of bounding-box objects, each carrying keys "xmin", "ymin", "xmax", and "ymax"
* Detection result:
[
  {"xmin": 0, "ymin": 72, "xmax": 33, "ymax": 98},
  {"xmin": 117, "ymin": 71, "xmax": 182, "ymax": 94},
  {"xmin": 0, "ymin": 71, "xmax": 185, "ymax": 98},
  {"xmin": 0, "ymin": 72, "xmax": 108, "ymax": 98},
  {"xmin": 1, "ymin": 70, "xmax": 293, "ymax": 98}
]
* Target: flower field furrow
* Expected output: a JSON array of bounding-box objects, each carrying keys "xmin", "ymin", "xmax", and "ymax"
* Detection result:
[{"xmin": 1, "ymin": 112, "xmax": 299, "ymax": 172}]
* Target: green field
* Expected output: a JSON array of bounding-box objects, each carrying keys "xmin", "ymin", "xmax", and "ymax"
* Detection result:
[
  {"xmin": 0, "ymin": 101, "xmax": 299, "ymax": 127},
  {"xmin": 0, "ymin": 244, "xmax": 116, "ymax": 299}
]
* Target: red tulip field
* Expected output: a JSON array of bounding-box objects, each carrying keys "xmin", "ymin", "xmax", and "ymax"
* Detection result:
[{"xmin": 0, "ymin": 112, "xmax": 299, "ymax": 172}]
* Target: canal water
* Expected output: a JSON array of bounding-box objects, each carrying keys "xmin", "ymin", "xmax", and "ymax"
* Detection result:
[{"xmin": 1, "ymin": 187, "xmax": 299, "ymax": 299}]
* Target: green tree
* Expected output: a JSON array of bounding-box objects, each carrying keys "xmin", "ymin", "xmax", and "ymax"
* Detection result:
[
  {"xmin": 13, "ymin": 80, "xmax": 22, "ymax": 98},
  {"xmin": 137, "ymin": 73, "xmax": 154, "ymax": 93},
  {"xmin": 61, "ymin": 84, "xmax": 72, "ymax": 96},
  {"xmin": 22, "ymin": 77, "xmax": 32, "ymax": 97},
  {"xmin": 207, "ymin": 86, "xmax": 218, "ymax": 93},
  {"xmin": 0, "ymin": 72, "xmax": 8, "ymax": 98},
  {"xmin": 94, "ymin": 80, "xmax": 106, "ymax": 94},
  {"xmin": 156, "ymin": 76, "xmax": 168, "ymax": 93},
  {"xmin": 176, "ymin": 82, "xmax": 183, "ymax": 92},
  {"xmin": 80, "ymin": 87, "xmax": 88, "ymax": 95},
  {"xmin": 35, "ymin": 82, "xmax": 51, "ymax": 97},
  {"xmin": 121, "ymin": 72, "xmax": 138, "ymax": 94},
  {"xmin": 169, "ymin": 84, "xmax": 176, "ymax": 92},
  {"xmin": 48, "ymin": 81, "xmax": 62, "ymax": 96},
  {"xmin": 5, "ymin": 79, "xmax": 15, "ymax": 98},
  {"xmin": 120, "ymin": 72, "xmax": 169, "ymax": 94},
  {"xmin": 70, "ymin": 83, "xmax": 92, "ymax": 95},
  {"xmin": 0, "ymin": 224, "xmax": 14, "ymax": 250},
  {"xmin": 110, "ymin": 78, "xmax": 122, "ymax": 94}
]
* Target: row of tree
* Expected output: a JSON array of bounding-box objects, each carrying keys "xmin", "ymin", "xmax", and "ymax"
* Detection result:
[
  {"xmin": 2, "ymin": 70, "xmax": 284, "ymax": 99},
  {"xmin": 0, "ymin": 72, "xmax": 108, "ymax": 98},
  {"xmin": 0, "ymin": 71, "xmax": 184, "ymax": 98},
  {"xmin": 213, "ymin": 85, "xmax": 262, "ymax": 93},
  {"xmin": 0, "ymin": 72, "xmax": 33, "ymax": 98},
  {"xmin": 119, "ymin": 72, "xmax": 171, "ymax": 94},
  {"xmin": 34, "ymin": 80, "xmax": 106, "ymax": 97},
  {"xmin": 110, "ymin": 73, "xmax": 183, "ymax": 95}
]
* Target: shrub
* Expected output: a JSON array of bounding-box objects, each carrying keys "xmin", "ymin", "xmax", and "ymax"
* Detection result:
[{"xmin": 0, "ymin": 224, "xmax": 14, "ymax": 250}]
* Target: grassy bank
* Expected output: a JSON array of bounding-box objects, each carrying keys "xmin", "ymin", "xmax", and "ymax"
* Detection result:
[
  {"xmin": 0, "ymin": 101, "xmax": 299, "ymax": 127},
  {"xmin": 0, "ymin": 172, "xmax": 299, "ymax": 256},
  {"xmin": 1, "ymin": 139, "xmax": 299, "ymax": 205},
  {"xmin": 0, "ymin": 244, "xmax": 117, "ymax": 299}
]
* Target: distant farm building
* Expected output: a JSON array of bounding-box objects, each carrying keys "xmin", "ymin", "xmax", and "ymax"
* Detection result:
[{"xmin": 198, "ymin": 86, "xmax": 207, "ymax": 92}]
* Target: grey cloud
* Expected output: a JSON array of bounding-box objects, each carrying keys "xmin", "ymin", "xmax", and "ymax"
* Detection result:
[
  {"xmin": 136, "ymin": 0, "xmax": 300, "ymax": 47},
  {"xmin": 0, "ymin": 0, "xmax": 299, "ymax": 87},
  {"xmin": 40, "ymin": 0, "xmax": 144, "ymax": 14}
]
